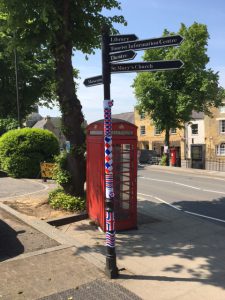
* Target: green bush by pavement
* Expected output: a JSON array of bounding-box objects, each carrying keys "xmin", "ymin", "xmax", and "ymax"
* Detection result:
[
  {"xmin": 0, "ymin": 128, "xmax": 59, "ymax": 178},
  {"xmin": 160, "ymin": 154, "xmax": 167, "ymax": 166},
  {"xmin": 48, "ymin": 187, "xmax": 85, "ymax": 211},
  {"xmin": 52, "ymin": 151, "xmax": 71, "ymax": 185}
]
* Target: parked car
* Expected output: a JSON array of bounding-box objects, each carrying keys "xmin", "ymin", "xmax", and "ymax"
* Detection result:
[{"xmin": 139, "ymin": 150, "xmax": 159, "ymax": 164}]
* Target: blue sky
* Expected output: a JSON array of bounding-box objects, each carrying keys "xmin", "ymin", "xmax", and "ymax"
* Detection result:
[{"xmin": 39, "ymin": 0, "xmax": 225, "ymax": 123}]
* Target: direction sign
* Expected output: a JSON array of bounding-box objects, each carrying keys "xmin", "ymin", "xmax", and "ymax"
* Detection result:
[
  {"xmin": 110, "ymin": 50, "xmax": 136, "ymax": 62},
  {"xmin": 110, "ymin": 35, "xmax": 183, "ymax": 53},
  {"xmin": 110, "ymin": 34, "xmax": 138, "ymax": 44},
  {"xmin": 83, "ymin": 75, "xmax": 103, "ymax": 87},
  {"xmin": 110, "ymin": 60, "xmax": 184, "ymax": 73}
]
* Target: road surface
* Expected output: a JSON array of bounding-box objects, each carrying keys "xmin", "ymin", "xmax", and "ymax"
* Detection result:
[
  {"xmin": 0, "ymin": 178, "xmax": 48, "ymax": 199},
  {"xmin": 138, "ymin": 166, "xmax": 225, "ymax": 224}
]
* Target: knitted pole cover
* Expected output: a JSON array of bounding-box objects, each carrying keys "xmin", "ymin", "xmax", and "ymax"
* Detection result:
[{"xmin": 104, "ymin": 99, "xmax": 115, "ymax": 248}]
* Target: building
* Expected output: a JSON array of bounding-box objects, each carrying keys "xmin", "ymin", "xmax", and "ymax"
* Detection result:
[
  {"xmin": 204, "ymin": 102, "xmax": 225, "ymax": 170},
  {"xmin": 134, "ymin": 109, "xmax": 184, "ymax": 165},
  {"xmin": 112, "ymin": 112, "xmax": 134, "ymax": 124},
  {"xmin": 33, "ymin": 116, "xmax": 66, "ymax": 149},
  {"xmin": 25, "ymin": 112, "xmax": 43, "ymax": 128},
  {"xmin": 182, "ymin": 112, "xmax": 205, "ymax": 169}
]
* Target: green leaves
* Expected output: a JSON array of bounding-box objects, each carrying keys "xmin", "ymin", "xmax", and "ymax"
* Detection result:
[
  {"xmin": 0, "ymin": 118, "xmax": 18, "ymax": 136},
  {"xmin": 0, "ymin": 128, "xmax": 59, "ymax": 178},
  {"xmin": 48, "ymin": 187, "xmax": 85, "ymax": 212},
  {"xmin": 133, "ymin": 22, "xmax": 224, "ymax": 137}
]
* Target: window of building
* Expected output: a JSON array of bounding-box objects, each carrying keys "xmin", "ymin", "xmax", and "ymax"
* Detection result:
[
  {"xmin": 191, "ymin": 124, "xmax": 198, "ymax": 135},
  {"xmin": 220, "ymin": 120, "xmax": 225, "ymax": 133},
  {"xmin": 171, "ymin": 128, "xmax": 177, "ymax": 134},
  {"xmin": 219, "ymin": 105, "xmax": 225, "ymax": 113},
  {"xmin": 140, "ymin": 112, "xmax": 145, "ymax": 119},
  {"xmin": 154, "ymin": 126, "xmax": 161, "ymax": 135},
  {"xmin": 216, "ymin": 143, "xmax": 225, "ymax": 156},
  {"xmin": 140, "ymin": 126, "xmax": 146, "ymax": 135}
]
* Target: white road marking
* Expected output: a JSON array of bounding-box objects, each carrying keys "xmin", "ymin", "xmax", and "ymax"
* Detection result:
[
  {"xmin": 138, "ymin": 192, "xmax": 225, "ymax": 224},
  {"xmin": 184, "ymin": 211, "xmax": 225, "ymax": 224},
  {"xmin": 144, "ymin": 167, "xmax": 225, "ymax": 182},
  {"xmin": 138, "ymin": 192, "xmax": 182, "ymax": 211},
  {"xmin": 139, "ymin": 176, "xmax": 225, "ymax": 195}
]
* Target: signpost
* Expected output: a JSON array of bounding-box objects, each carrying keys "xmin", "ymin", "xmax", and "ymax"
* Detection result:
[
  {"xmin": 83, "ymin": 75, "xmax": 103, "ymax": 87},
  {"xmin": 110, "ymin": 35, "xmax": 183, "ymax": 53},
  {"xmin": 83, "ymin": 60, "xmax": 183, "ymax": 87},
  {"xmin": 110, "ymin": 60, "xmax": 184, "ymax": 73},
  {"xmin": 84, "ymin": 28, "xmax": 184, "ymax": 279},
  {"xmin": 110, "ymin": 50, "xmax": 136, "ymax": 62},
  {"xmin": 110, "ymin": 34, "xmax": 138, "ymax": 44}
]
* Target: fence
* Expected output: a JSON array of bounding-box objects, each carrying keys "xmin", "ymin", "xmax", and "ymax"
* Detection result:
[
  {"xmin": 205, "ymin": 159, "xmax": 225, "ymax": 172},
  {"xmin": 182, "ymin": 159, "xmax": 225, "ymax": 172}
]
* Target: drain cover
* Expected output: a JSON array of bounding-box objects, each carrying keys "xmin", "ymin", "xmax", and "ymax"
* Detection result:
[{"xmin": 38, "ymin": 278, "xmax": 142, "ymax": 300}]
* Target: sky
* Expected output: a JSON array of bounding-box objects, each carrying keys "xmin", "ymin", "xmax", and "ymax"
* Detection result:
[{"xmin": 39, "ymin": 0, "xmax": 225, "ymax": 124}]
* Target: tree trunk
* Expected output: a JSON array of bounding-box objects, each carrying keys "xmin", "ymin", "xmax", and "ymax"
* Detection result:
[
  {"xmin": 52, "ymin": 1, "xmax": 86, "ymax": 197},
  {"xmin": 165, "ymin": 127, "xmax": 170, "ymax": 166}
]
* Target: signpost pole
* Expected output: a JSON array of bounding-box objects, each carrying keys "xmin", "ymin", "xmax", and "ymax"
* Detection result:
[{"xmin": 102, "ymin": 25, "xmax": 118, "ymax": 279}]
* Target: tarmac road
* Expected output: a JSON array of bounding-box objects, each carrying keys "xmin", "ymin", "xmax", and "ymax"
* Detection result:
[
  {"xmin": 138, "ymin": 165, "xmax": 225, "ymax": 224},
  {"xmin": 0, "ymin": 177, "xmax": 50, "ymax": 200}
]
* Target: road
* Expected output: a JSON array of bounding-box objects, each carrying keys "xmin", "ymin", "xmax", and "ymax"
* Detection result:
[
  {"xmin": 0, "ymin": 177, "xmax": 49, "ymax": 199},
  {"xmin": 138, "ymin": 166, "xmax": 225, "ymax": 224}
]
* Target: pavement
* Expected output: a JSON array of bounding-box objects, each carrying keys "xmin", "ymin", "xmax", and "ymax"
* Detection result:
[{"xmin": 1, "ymin": 168, "xmax": 225, "ymax": 299}]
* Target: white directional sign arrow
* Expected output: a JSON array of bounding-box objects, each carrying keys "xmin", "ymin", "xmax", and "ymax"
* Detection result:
[{"xmin": 110, "ymin": 35, "xmax": 184, "ymax": 53}]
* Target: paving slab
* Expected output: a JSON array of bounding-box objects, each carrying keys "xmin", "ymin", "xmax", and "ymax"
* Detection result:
[
  {"xmin": 0, "ymin": 248, "xmax": 104, "ymax": 300},
  {"xmin": 57, "ymin": 196, "xmax": 225, "ymax": 300},
  {"xmin": 0, "ymin": 208, "xmax": 58, "ymax": 262}
]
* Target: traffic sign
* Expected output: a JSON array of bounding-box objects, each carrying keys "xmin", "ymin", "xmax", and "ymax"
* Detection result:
[
  {"xmin": 110, "ymin": 50, "xmax": 136, "ymax": 62},
  {"xmin": 83, "ymin": 75, "xmax": 103, "ymax": 87},
  {"xmin": 110, "ymin": 60, "xmax": 184, "ymax": 73},
  {"xmin": 110, "ymin": 35, "xmax": 184, "ymax": 53},
  {"xmin": 110, "ymin": 34, "xmax": 138, "ymax": 44}
]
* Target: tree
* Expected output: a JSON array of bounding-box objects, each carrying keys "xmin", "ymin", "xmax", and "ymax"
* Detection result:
[
  {"xmin": 0, "ymin": 1, "xmax": 126, "ymax": 196},
  {"xmin": 0, "ymin": 118, "xmax": 18, "ymax": 136},
  {"xmin": 0, "ymin": 29, "xmax": 56, "ymax": 122},
  {"xmin": 133, "ymin": 23, "xmax": 224, "ymax": 164}
]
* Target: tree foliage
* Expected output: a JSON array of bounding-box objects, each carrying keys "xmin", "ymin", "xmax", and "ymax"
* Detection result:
[
  {"xmin": 0, "ymin": 21, "xmax": 56, "ymax": 120},
  {"xmin": 0, "ymin": 1, "xmax": 126, "ymax": 196},
  {"xmin": 133, "ymin": 23, "xmax": 224, "ymax": 146},
  {"xmin": 0, "ymin": 118, "xmax": 18, "ymax": 136}
]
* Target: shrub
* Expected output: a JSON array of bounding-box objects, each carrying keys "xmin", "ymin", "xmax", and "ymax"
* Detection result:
[
  {"xmin": 0, "ymin": 128, "xmax": 59, "ymax": 178},
  {"xmin": 0, "ymin": 118, "xmax": 19, "ymax": 136},
  {"xmin": 48, "ymin": 187, "xmax": 85, "ymax": 211},
  {"xmin": 160, "ymin": 154, "xmax": 167, "ymax": 166},
  {"xmin": 52, "ymin": 151, "xmax": 71, "ymax": 185}
]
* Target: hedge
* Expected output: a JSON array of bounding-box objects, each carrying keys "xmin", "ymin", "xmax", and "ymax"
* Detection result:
[{"xmin": 0, "ymin": 128, "xmax": 59, "ymax": 178}]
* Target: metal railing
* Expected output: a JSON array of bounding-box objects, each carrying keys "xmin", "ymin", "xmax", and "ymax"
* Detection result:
[{"xmin": 183, "ymin": 159, "xmax": 225, "ymax": 172}]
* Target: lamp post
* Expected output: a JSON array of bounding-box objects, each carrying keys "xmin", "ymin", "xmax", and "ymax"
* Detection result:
[{"xmin": 14, "ymin": 37, "xmax": 20, "ymax": 128}]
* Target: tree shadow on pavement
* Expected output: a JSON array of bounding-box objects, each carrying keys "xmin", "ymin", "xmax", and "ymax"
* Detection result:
[
  {"xmin": 0, "ymin": 220, "xmax": 24, "ymax": 262},
  {"xmin": 172, "ymin": 196, "xmax": 225, "ymax": 222},
  {"xmin": 73, "ymin": 198, "xmax": 225, "ymax": 290}
]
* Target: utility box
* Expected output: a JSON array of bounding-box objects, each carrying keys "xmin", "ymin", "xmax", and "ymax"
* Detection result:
[{"xmin": 86, "ymin": 119, "xmax": 138, "ymax": 231}]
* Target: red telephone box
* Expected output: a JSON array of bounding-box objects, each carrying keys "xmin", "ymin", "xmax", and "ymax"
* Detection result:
[
  {"xmin": 170, "ymin": 148, "xmax": 177, "ymax": 166},
  {"xmin": 86, "ymin": 119, "xmax": 137, "ymax": 231}
]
